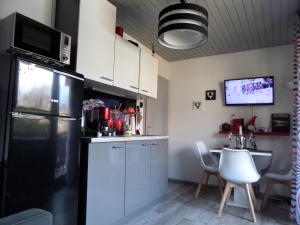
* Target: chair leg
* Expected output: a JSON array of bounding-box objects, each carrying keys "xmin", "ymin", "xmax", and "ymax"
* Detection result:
[
  {"xmin": 203, "ymin": 172, "xmax": 210, "ymax": 193},
  {"xmin": 216, "ymin": 174, "xmax": 224, "ymax": 197},
  {"xmin": 218, "ymin": 182, "xmax": 231, "ymax": 216},
  {"xmin": 261, "ymin": 179, "xmax": 273, "ymax": 210},
  {"xmin": 194, "ymin": 171, "xmax": 207, "ymax": 198},
  {"xmin": 226, "ymin": 184, "xmax": 232, "ymax": 203},
  {"xmin": 220, "ymin": 177, "xmax": 225, "ymax": 187},
  {"xmin": 245, "ymin": 183, "xmax": 256, "ymax": 223},
  {"xmin": 249, "ymin": 184, "xmax": 259, "ymax": 211},
  {"xmin": 222, "ymin": 178, "xmax": 226, "ymax": 187}
]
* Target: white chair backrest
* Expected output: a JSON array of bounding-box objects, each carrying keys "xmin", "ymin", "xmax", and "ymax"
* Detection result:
[
  {"xmin": 196, "ymin": 141, "xmax": 218, "ymax": 170},
  {"xmin": 219, "ymin": 148, "xmax": 260, "ymax": 184}
]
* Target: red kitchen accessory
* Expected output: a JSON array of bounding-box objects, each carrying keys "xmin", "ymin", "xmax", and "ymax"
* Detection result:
[
  {"xmin": 107, "ymin": 119, "xmax": 113, "ymax": 127},
  {"xmin": 114, "ymin": 118, "xmax": 123, "ymax": 133},
  {"xmin": 126, "ymin": 107, "xmax": 135, "ymax": 118},
  {"xmin": 116, "ymin": 26, "xmax": 124, "ymax": 37},
  {"xmin": 232, "ymin": 118, "xmax": 244, "ymax": 132},
  {"xmin": 247, "ymin": 116, "xmax": 257, "ymax": 126},
  {"xmin": 101, "ymin": 107, "xmax": 111, "ymax": 120}
]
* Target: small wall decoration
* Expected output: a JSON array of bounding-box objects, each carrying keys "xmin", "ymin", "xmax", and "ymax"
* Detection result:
[
  {"xmin": 192, "ymin": 101, "xmax": 202, "ymax": 110},
  {"xmin": 205, "ymin": 90, "xmax": 216, "ymax": 100}
]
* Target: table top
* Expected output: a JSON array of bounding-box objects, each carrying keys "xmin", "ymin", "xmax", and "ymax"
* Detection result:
[{"xmin": 210, "ymin": 149, "xmax": 272, "ymax": 157}]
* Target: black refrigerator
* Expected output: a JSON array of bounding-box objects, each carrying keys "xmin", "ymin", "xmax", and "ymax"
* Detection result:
[{"xmin": 0, "ymin": 54, "xmax": 84, "ymax": 225}]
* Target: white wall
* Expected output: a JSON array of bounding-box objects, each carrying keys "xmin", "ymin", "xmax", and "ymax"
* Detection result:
[
  {"xmin": 0, "ymin": 0, "xmax": 55, "ymax": 26},
  {"xmin": 168, "ymin": 45, "xmax": 293, "ymax": 194}
]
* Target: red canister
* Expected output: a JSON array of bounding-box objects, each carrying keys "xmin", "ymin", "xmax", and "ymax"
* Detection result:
[
  {"xmin": 101, "ymin": 107, "xmax": 111, "ymax": 120},
  {"xmin": 116, "ymin": 26, "xmax": 124, "ymax": 37}
]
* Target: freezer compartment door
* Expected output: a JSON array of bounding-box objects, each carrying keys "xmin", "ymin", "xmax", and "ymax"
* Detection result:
[
  {"xmin": 13, "ymin": 59, "xmax": 83, "ymax": 117},
  {"xmin": 4, "ymin": 113, "xmax": 81, "ymax": 225}
]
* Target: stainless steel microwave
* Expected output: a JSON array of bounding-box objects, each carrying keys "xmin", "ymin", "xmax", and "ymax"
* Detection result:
[{"xmin": 0, "ymin": 13, "xmax": 71, "ymax": 65}]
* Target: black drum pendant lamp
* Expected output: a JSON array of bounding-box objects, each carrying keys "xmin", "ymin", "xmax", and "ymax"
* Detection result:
[{"xmin": 158, "ymin": 0, "xmax": 208, "ymax": 50}]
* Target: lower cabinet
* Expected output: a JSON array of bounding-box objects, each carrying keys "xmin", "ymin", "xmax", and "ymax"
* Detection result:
[
  {"xmin": 150, "ymin": 140, "xmax": 168, "ymax": 201},
  {"xmin": 84, "ymin": 139, "xmax": 168, "ymax": 225},
  {"xmin": 125, "ymin": 141, "xmax": 151, "ymax": 215},
  {"xmin": 86, "ymin": 142, "xmax": 126, "ymax": 225}
]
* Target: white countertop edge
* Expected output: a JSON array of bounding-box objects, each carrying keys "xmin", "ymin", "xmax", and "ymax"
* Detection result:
[{"xmin": 88, "ymin": 136, "xmax": 169, "ymax": 143}]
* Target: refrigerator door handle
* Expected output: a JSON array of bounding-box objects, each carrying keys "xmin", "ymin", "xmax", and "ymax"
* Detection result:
[
  {"xmin": 11, "ymin": 112, "xmax": 45, "ymax": 120},
  {"xmin": 53, "ymin": 70, "xmax": 84, "ymax": 81},
  {"xmin": 11, "ymin": 112, "xmax": 78, "ymax": 121},
  {"xmin": 59, "ymin": 117, "xmax": 78, "ymax": 121}
]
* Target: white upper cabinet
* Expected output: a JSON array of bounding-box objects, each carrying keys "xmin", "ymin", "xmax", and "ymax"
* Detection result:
[
  {"xmin": 139, "ymin": 49, "xmax": 158, "ymax": 99},
  {"xmin": 77, "ymin": 0, "xmax": 116, "ymax": 85},
  {"xmin": 114, "ymin": 35, "xmax": 140, "ymax": 93}
]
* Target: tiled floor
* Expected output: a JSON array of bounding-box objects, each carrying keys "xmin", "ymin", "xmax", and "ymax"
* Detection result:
[{"xmin": 126, "ymin": 182, "xmax": 296, "ymax": 225}]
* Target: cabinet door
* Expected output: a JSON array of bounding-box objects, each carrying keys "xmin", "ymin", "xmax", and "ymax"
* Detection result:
[
  {"xmin": 139, "ymin": 49, "xmax": 158, "ymax": 98},
  {"xmin": 77, "ymin": 0, "xmax": 116, "ymax": 85},
  {"xmin": 86, "ymin": 142, "xmax": 125, "ymax": 225},
  {"xmin": 150, "ymin": 139, "xmax": 168, "ymax": 201},
  {"xmin": 125, "ymin": 141, "xmax": 151, "ymax": 215},
  {"xmin": 114, "ymin": 35, "xmax": 140, "ymax": 92}
]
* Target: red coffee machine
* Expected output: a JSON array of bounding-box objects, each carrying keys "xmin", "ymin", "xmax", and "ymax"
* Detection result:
[{"xmin": 98, "ymin": 107, "xmax": 111, "ymax": 136}]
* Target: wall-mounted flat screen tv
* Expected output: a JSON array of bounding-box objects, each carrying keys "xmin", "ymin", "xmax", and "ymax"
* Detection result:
[{"xmin": 224, "ymin": 76, "xmax": 274, "ymax": 106}]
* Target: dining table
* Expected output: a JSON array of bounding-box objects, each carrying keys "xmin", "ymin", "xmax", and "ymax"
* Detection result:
[{"xmin": 210, "ymin": 148, "xmax": 273, "ymax": 208}]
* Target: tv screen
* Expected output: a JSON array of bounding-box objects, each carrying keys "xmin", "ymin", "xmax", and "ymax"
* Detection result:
[{"xmin": 224, "ymin": 76, "xmax": 274, "ymax": 106}]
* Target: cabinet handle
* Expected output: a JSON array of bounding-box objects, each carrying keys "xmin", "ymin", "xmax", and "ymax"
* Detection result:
[
  {"xmin": 100, "ymin": 76, "xmax": 113, "ymax": 82},
  {"xmin": 142, "ymin": 143, "xmax": 151, "ymax": 146},
  {"xmin": 141, "ymin": 89, "xmax": 149, "ymax": 93},
  {"xmin": 129, "ymin": 85, "xmax": 139, "ymax": 90},
  {"xmin": 151, "ymin": 143, "xmax": 159, "ymax": 146},
  {"xmin": 112, "ymin": 145, "xmax": 125, "ymax": 149}
]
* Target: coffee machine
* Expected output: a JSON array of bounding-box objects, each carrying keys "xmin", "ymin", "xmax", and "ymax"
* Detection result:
[
  {"xmin": 82, "ymin": 106, "xmax": 111, "ymax": 136},
  {"xmin": 98, "ymin": 107, "xmax": 111, "ymax": 136}
]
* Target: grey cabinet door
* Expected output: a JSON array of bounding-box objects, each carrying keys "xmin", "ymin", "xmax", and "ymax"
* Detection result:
[
  {"xmin": 125, "ymin": 141, "xmax": 151, "ymax": 216},
  {"xmin": 150, "ymin": 139, "xmax": 168, "ymax": 201},
  {"xmin": 86, "ymin": 142, "xmax": 126, "ymax": 225}
]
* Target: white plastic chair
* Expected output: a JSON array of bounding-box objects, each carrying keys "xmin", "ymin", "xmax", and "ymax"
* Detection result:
[
  {"xmin": 218, "ymin": 148, "xmax": 260, "ymax": 223},
  {"xmin": 194, "ymin": 141, "xmax": 224, "ymax": 198},
  {"xmin": 261, "ymin": 169, "xmax": 292, "ymax": 210}
]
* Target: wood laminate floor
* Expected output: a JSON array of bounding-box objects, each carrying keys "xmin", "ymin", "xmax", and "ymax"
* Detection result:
[{"xmin": 126, "ymin": 182, "xmax": 295, "ymax": 225}]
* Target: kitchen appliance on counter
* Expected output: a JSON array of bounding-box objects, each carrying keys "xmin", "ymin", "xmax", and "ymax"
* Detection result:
[
  {"xmin": 0, "ymin": 53, "xmax": 83, "ymax": 225},
  {"xmin": 271, "ymin": 113, "xmax": 290, "ymax": 132},
  {"xmin": 83, "ymin": 106, "xmax": 113, "ymax": 137},
  {"xmin": 0, "ymin": 13, "xmax": 71, "ymax": 66},
  {"xmin": 84, "ymin": 107, "xmax": 101, "ymax": 136},
  {"xmin": 98, "ymin": 107, "xmax": 111, "ymax": 136}
]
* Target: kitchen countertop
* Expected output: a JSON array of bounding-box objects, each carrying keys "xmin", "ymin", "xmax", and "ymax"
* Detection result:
[{"xmin": 81, "ymin": 135, "xmax": 169, "ymax": 143}]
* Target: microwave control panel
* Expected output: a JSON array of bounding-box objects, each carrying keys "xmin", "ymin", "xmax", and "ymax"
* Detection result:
[{"xmin": 60, "ymin": 33, "xmax": 71, "ymax": 65}]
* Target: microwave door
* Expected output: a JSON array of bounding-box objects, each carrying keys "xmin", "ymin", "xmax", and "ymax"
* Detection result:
[
  {"xmin": 14, "ymin": 13, "xmax": 61, "ymax": 62},
  {"xmin": 13, "ymin": 60, "xmax": 59, "ymax": 115}
]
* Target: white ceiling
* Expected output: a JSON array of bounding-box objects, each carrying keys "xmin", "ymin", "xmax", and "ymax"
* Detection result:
[{"xmin": 108, "ymin": 0, "xmax": 300, "ymax": 62}]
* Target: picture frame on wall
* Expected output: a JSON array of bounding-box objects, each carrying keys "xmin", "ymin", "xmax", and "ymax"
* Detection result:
[{"xmin": 205, "ymin": 90, "xmax": 216, "ymax": 100}]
